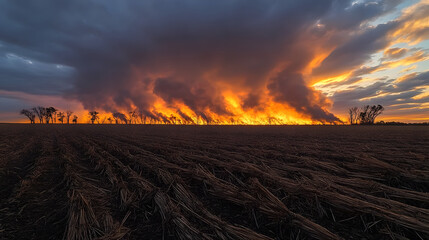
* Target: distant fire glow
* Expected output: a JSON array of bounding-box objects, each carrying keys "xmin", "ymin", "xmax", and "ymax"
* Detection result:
[{"xmin": 0, "ymin": 0, "xmax": 428, "ymax": 123}]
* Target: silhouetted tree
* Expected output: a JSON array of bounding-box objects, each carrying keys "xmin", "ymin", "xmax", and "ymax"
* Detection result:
[
  {"xmin": 113, "ymin": 112, "xmax": 128, "ymax": 124},
  {"xmin": 348, "ymin": 107, "xmax": 359, "ymax": 125},
  {"xmin": 89, "ymin": 111, "xmax": 99, "ymax": 124},
  {"xmin": 155, "ymin": 112, "xmax": 171, "ymax": 124},
  {"xmin": 112, "ymin": 114, "xmax": 119, "ymax": 124},
  {"xmin": 32, "ymin": 106, "xmax": 45, "ymax": 123},
  {"xmin": 138, "ymin": 111, "xmax": 146, "ymax": 124},
  {"xmin": 359, "ymin": 105, "xmax": 384, "ymax": 124},
  {"xmin": 44, "ymin": 107, "xmax": 57, "ymax": 124},
  {"xmin": 199, "ymin": 113, "xmax": 211, "ymax": 125},
  {"xmin": 137, "ymin": 109, "xmax": 147, "ymax": 124},
  {"xmin": 20, "ymin": 109, "xmax": 35, "ymax": 123},
  {"xmin": 128, "ymin": 110, "xmax": 138, "ymax": 124},
  {"xmin": 66, "ymin": 111, "xmax": 73, "ymax": 124},
  {"xmin": 176, "ymin": 109, "xmax": 194, "ymax": 124},
  {"xmin": 57, "ymin": 112, "xmax": 65, "ymax": 124},
  {"xmin": 268, "ymin": 117, "xmax": 281, "ymax": 125},
  {"xmin": 72, "ymin": 115, "xmax": 78, "ymax": 124},
  {"xmin": 107, "ymin": 117, "xmax": 113, "ymax": 124},
  {"xmin": 169, "ymin": 115, "xmax": 177, "ymax": 124}
]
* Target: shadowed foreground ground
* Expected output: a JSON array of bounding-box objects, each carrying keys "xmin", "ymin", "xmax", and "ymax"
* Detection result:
[{"xmin": 0, "ymin": 124, "xmax": 428, "ymax": 240}]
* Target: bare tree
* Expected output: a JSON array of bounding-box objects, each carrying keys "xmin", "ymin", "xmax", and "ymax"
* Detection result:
[
  {"xmin": 32, "ymin": 106, "xmax": 45, "ymax": 123},
  {"xmin": 169, "ymin": 115, "xmax": 177, "ymax": 125},
  {"xmin": 358, "ymin": 105, "xmax": 384, "ymax": 124},
  {"xmin": 112, "ymin": 114, "xmax": 119, "ymax": 124},
  {"xmin": 176, "ymin": 109, "xmax": 194, "ymax": 125},
  {"xmin": 113, "ymin": 112, "xmax": 128, "ymax": 124},
  {"xmin": 128, "ymin": 111, "xmax": 134, "ymax": 124},
  {"xmin": 66, "ymin": 111, "xmax": 73, "ymax": 124},
  {"xmin": 52, "ymin": 110, "xmax": 57, "ymax": 123},
  {"xmin": 57, "ymin": 112, "xmax": 65, "ymax": 124},
  {"xmin": 50, "ymin": 107, "xmax": 58, "ymax": 123},
  {"xmin": 368, "ymin": 105, "xmax": 384, "ymax": 124},
  {"xmin": 72, "ymin": 115, "xmax": 78, "ymax": 124},
  {"xmin": 127, "ymin": 110, "xmax": 138, "ymax": 124},
  {"xmin": 44, "ymin": 110, "xmax": 50, "ymax": 124},
  {"xmin": 40, "ymin": 107, "xmax": 47, "ymax": 123},
  {"xmin": 44, "ymin": 107, "xmax": 57, "ymax": 124},
  {"xmin": 138, "ymin": 110, "xmax": 146, "ymax": 124},
  {"xmin": 348, "ymin": 107, "xmax": 359, "ymax": 125},
  {"xmin": 268, "ymin": 117, "xmax": 281, "ymax": 125},
  {"xmin": 20, "ymin": 109, "xmax": 36, "ymax": 123},
  {"xmin": 89, "ymin": 111, "xmax": 99, "ymax": 124},
  {"xmin": 230, "ymin": 118, "xmax": 235, "ymax": 125}
]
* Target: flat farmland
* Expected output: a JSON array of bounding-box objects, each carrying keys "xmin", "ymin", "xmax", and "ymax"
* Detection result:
[{"xmin": 0, "ymin": 124, "xmax": 428, "ymax": 240}]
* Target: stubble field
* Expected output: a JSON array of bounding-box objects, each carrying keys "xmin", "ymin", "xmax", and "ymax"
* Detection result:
[{"xmin": 0, "ymin": 124, "xmax": 428, "ymax": 240}]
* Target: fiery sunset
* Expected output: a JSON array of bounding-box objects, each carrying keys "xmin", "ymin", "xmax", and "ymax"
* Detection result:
[
  {"xmin": 1, "ymin": 1, "xmax": 429, "ymax": 240},
  {"xmin": 1, "ymin": 0, "xmax": 428, "ymax": 124}
]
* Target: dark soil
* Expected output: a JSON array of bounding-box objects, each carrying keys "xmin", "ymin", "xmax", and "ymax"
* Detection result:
[{"xmin": 0, "ymin": 124, "xmax": 428, "ymax": 240}]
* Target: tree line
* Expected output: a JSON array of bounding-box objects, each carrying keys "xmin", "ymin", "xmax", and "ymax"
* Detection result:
[
  {"xmin": 348, "ymin": 105, "xmax": 384, "ymax": 125},
  {"xmin": 20, "ymin": 107, "xmax": 293, "ymax": 125},
  {"xmin": 20, "ymin": 107, "xmax": 77, "ymax": 124},
  {"xmin": 20, "ymin": 105, "xmax": 385, "ymax": 125},
  {"xmin": 86, "ymin": 110, "xmax": 214, "ymax": 125},
  {"xmin": 20, "ymin": 107, "xmax": 199, "ymax": 125}
]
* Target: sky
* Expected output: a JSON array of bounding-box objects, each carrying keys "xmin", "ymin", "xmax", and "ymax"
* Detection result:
[{"xmin": 0, "ymin": 0, "xmax": 428, "ymax": 124}]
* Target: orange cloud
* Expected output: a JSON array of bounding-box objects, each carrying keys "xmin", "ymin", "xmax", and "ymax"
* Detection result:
[
  {"xmin": 392, "ymin": 0, "xmax": 429, "ymax": 44},
  {"xmin": 384, "ymin": 50, "xmax": 429, "ymax": 68}
]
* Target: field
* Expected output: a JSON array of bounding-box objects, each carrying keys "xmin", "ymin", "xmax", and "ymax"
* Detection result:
[{"xmin": 0, "ymin": 124, "xmax": 428, "ymax": 240}]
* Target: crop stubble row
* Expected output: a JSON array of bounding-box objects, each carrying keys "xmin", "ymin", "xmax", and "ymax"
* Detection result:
[{"xmin": 0, "ymin": 125, "xmax": 428, "ymax": 240}]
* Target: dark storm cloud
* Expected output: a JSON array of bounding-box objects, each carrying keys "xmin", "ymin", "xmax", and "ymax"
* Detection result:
[
  {"xmin": 0, "ymin": 0, "xmax": 404, "ymax": 121},
  {"xmin": 396, "ymin": 71, "xmax": 429, "ymax": 91},
  {"xmin": 0, "ymin": 52, "xmax": 74, "ymax": 95},
  {"xmin": 0, "ymin": 96, "xmax": 25, "ymax": 112},
  {"xmin": 321, "ymin": 47, "xmax": 428, "ymax": 89},
  {"xmin": 332, "ymin": 80, "xmax": 393, "ymax": 107},
  {"xmin": 321, "ymin": 0, "xmax": 401, "ymax": 30},
  {"xmin": 313, "ymin": 21, "xmax": 398, "ymax": 77}
]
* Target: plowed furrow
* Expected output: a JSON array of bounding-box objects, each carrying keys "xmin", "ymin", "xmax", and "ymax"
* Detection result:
[
  {"xmin": 71, "ymin": 135, "xmax": 214, "ymax": 240},
  {"xmin": 88, "ymin": 136, "xmax": 275, "ymax": 239},
  {"xmin": 57, "ymin": 135, "xmax": 129, "ymax": 240},
  {"xmin": 0, "ymin": 137, "xmax": 69, "ymax": 239},
  {"xmin": 0, "ymin": 137, "xmax": 40, "ymax": 203},
  {"xmin": 99, "ymin": 134, "xmax": 429, "ymax": 238},
  {"xmin": 92, "ymin": 137, "xmax": 339, "ymax": 239}
]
